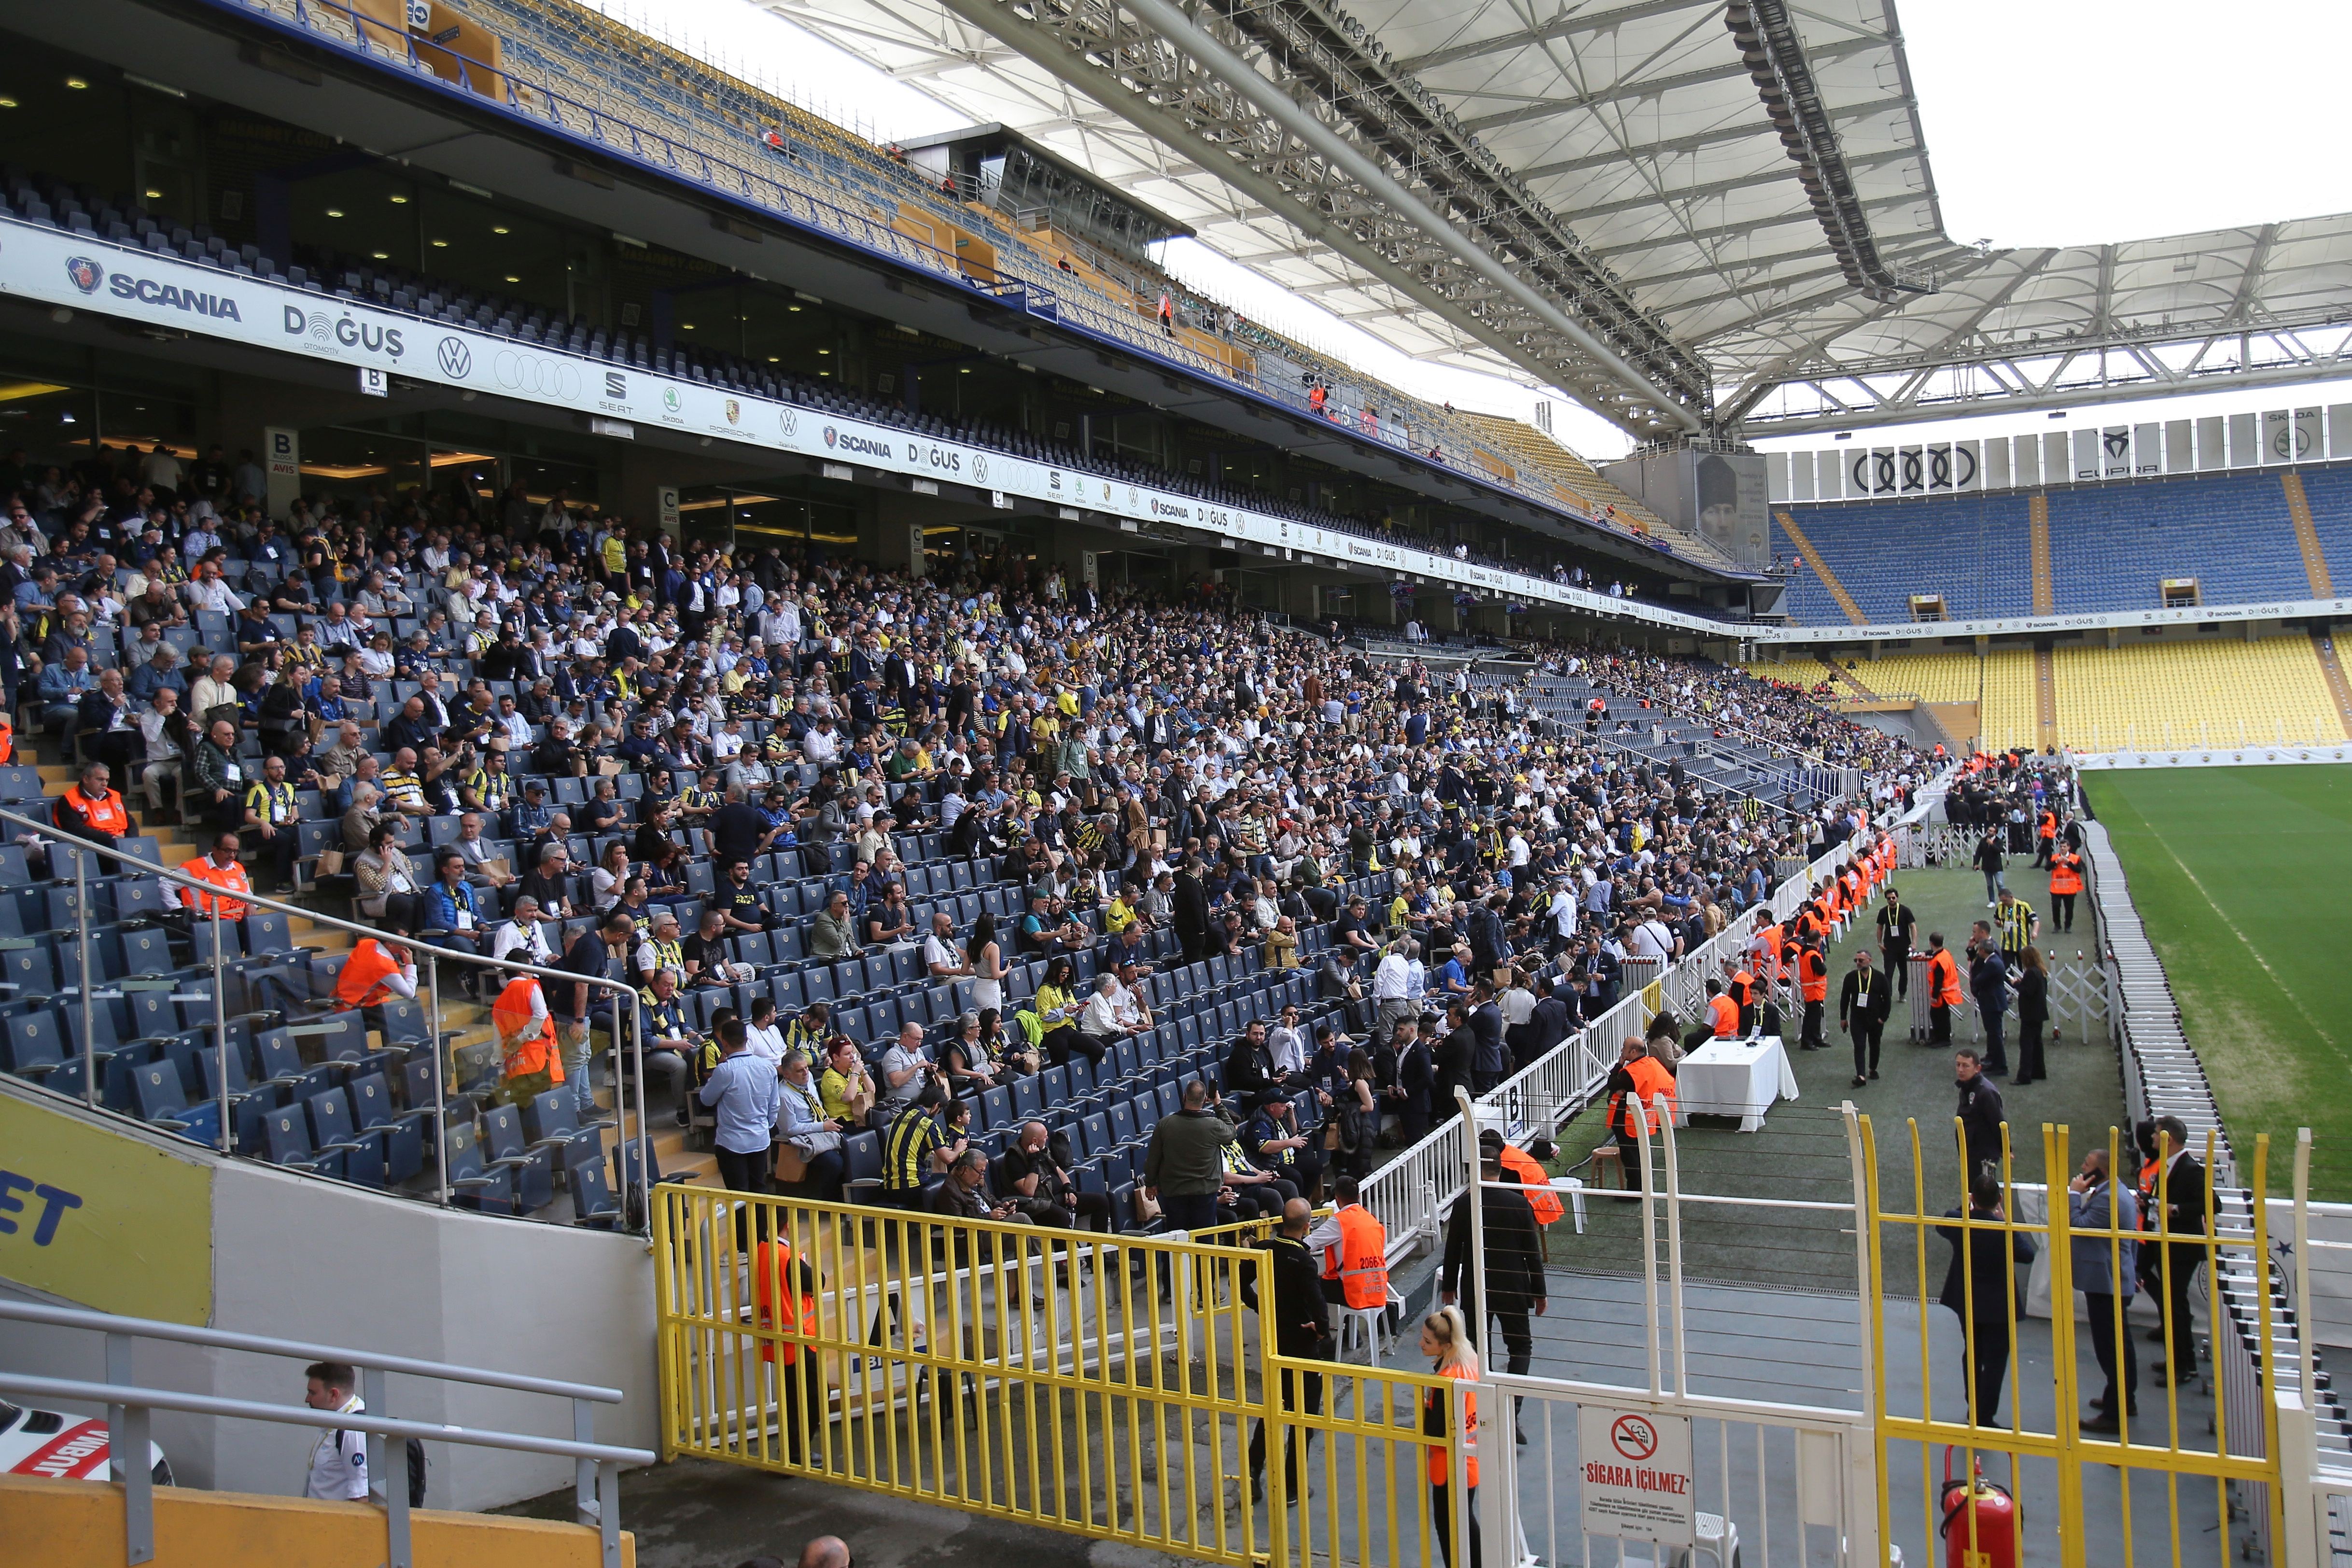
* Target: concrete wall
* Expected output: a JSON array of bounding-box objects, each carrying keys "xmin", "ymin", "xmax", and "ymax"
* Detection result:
[{"xmin": 0, "ymin": 1093, "xmax": 657, "ymax": 1513}]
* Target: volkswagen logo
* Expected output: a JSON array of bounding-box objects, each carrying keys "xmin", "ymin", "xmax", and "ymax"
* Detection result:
[
  {"xmin": 436, "ymin": 337, "xmax": 472, "ymax": 378},
  {"xmin": 972, "ymin": 455, "xmax": 987, "ymax": 483},
  {"xmin": 780, "ymin": 408, "xmax": 798, "ymax": 439}
]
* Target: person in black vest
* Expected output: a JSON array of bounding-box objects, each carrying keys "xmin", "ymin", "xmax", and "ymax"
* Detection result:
[
  {"xmin": 1839, "ymin": 949, "xmax": 1891, "ymax": 1089},
  {"xmin": 1242, "ymin": 1197, "xmax": 1332, "ymax": 1504}
]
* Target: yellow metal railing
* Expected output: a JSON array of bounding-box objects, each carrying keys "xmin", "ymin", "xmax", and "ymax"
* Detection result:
[
  {"xmin": 1860, "ymin": 1113, "xmax": 2282, "ymax": 1568},
  {"xmin": 651, "ymin": 1187, "xmax": 1460, "ymax": 1567}
]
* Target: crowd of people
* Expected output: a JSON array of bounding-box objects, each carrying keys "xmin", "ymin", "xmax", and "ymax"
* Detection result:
[{"xmin": 1, "ymin": 433, "xmax": 1940, "ymax": 1235}]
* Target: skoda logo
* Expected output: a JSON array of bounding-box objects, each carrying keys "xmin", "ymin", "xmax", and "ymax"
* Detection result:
[
  {"xmin": 436, "ymin": 336, "xmax": 472, "ymax": 378},
  {"xmin": 65, "ymin": 256, "xmax": 105, "ymax": 294},
  {"xmin": 662, "ymin": 388, "xmax": 681, "ymax": 414}
]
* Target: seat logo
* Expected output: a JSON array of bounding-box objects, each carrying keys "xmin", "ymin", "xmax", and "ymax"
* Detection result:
[{"xmin": 436, "ymin": 336, "xmax": 472, "ymax": 378}]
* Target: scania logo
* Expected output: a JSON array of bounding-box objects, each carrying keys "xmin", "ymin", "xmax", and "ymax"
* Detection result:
[
  {"xmin": 436, "ymin": 337, "xmax": 471, "ymax": 378},
  {"xmin": 65, "ymin": 256, "xmax": 104, "ymax": 294},
  {"xmin": 824, "ymin": 427, "xmax": 838, "ymax": 447}
]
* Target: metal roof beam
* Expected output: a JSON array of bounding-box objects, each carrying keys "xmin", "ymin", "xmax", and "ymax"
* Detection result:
[
  {"xmin": 1460, "ymin": 33, "xmax": 1881, "ymax": 135},
  {"xmin": 1593, "ymin": 193, "xmax": 1923, "ymax": 259},
  {"xmin": 1562, "ymin": 144, "xmax": 1919, "ymax": 223},
  {"xmin": 1400, "ymin": 0, "xmax": 1726, "ymax": 73},
  {"xmin": 1518, "ymin": 94, "xmax": 1915, "ymax": 182}
]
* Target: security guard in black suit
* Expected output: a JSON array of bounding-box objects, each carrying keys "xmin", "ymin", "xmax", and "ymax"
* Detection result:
[
  {"xmin": 1243, "ymin": 1197, "xmax": 1333, "ymax": 1504},
  {"xmin": 2145, "ymin": 1115, "xmax": 2210, "ymax": 1384}
]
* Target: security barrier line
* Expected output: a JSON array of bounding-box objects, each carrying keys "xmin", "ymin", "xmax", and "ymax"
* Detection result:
[
  {"xmin": 652, "ymin": 1184, "xmax": 1457, "ymax": 1565},
  {"xmin": 1858, "ymin": 1111, "xmax": 2279, "ymax": 1568}
]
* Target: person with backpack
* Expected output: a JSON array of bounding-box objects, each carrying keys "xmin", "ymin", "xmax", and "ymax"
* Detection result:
[{"xmin": 303, "ymin": 1359, "xmax": 425, "ymax": 1506}]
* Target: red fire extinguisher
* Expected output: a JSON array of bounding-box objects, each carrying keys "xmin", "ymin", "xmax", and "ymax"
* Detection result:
[{"xmin": 1938, "ymin": 1446, "xmax": 2018, "ymax": 1568}]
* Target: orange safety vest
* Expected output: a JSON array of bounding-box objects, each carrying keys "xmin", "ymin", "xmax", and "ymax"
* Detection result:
[
  {"xmin": 0, "ymin": 710, "xmax": 14, "ymax": 763},
  {"xmin": 180, "ymin": 854, "xmax": 252, "ymax": 923},
  {"xmin": 2039, "ymin": 811, "xmax": 2058, "ymax": 843},
  {"xmin": 1427, "ymin": 1360, "xmax": 1480, "ymax": 1485},
  {"xmin": 492, "ymin": 975, "xmax": 563, "ymax": 1083},
  {"xmin": 62, "ymin": 784, "xmax": 129, "ymax": 836},
  {"xmin": 1498, "ymin": 1142, "xmax": 1564, "ymax": 1226},
  {"xmin": 1928, "ymin": 948, "xmax": 1964, "ymax": 1008},
  {"xmin": 1728, "ymin": 968, "xmax": 1756, "ymax": 1009},
  {"xmin": 1614, "ymin": 1055, "xmax": 1676, "ymax": 1137},
  {"xmin": 754, "ymin": 1239, "xmax": 818, "ymax": 1366},
  {"xmin": 1319, "ymin": 1204, "xmax": 1392, "ymax": 1306},
  {"xmin": 334, "ymin": 938, "xmax": 407, "ymax": 1010},
  {"xmin": 1752, "ymin": 924, "xmax": 1783, "ymax": 979},
  {"xmin": 2049, "ymin": 852, "xmax": 2083, "ymax": 896},
  {"xmin": 1708, "ymin": 993, "xmax": 1740, "ymax": 1038},
  {"xmin": 1799, "ymin": 949, "xmax": 1829, "ymax": 1004}
]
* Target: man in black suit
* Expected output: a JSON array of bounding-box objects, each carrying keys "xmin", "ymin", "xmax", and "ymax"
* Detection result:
[
  {"xmin": 1441, "ymin": 1136, "xmax": 1547, "ymax": 1440},
  {"xmin": 1840, "ymin": 949, "xmax": 1892, "ymax": 1088},
  {"xmin": 1955, "ymin": 1049, "xmax": 2005, "ymax": 1183},
  {"xmin": 1242, "ymin": 1197, "xmax": 1332, "ymax": 1504},
  {"xmin": 1937, "ymin": 1169, "xmax": 2036, "ymax": 1424},
  {"xmin": 1171, "ymin": 856, "xmax": 1210, "ymax": 963},
  {"xmin": 1968, "ymin": 924, "xmax": 2011, "ymax": 1077},
  {"xmin": 2147, "ymin": 1115, "xmax": 2209, "ymax": 1385}
]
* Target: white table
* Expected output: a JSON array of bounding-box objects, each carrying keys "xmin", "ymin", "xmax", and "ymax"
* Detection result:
[{"xmin": 1675, "ymin": 1036, "xmax": 1800, "ymax": 1132}]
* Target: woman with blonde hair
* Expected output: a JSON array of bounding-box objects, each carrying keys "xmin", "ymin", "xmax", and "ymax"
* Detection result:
[{"xmin": 1419, "ymin": 1304, "xmax": 1482, "ymax": 1567}]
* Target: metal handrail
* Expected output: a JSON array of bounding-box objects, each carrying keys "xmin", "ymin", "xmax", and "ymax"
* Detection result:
[
  {"xmin": 0, "ymin": 799, "xmax": 653, "ymax": 1232},
  {"xmin": 0, "ymin": 1298, "xmax": 651, "ymax": 1568},
  {"xmin": 0, "ymin": 1300, "xmax": 623, "ymax": 1404}
]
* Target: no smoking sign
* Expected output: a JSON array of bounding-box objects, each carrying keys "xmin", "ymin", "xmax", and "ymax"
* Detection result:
[{"xmin": 1578, "ymin": 1405, "xmax": 1696, "ymax": 1546}]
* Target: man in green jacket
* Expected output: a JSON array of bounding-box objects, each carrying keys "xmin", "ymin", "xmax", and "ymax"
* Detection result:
[{"xmin": 1144, "ymin": 1078, "xmax": 1236, "ymax": 1232}]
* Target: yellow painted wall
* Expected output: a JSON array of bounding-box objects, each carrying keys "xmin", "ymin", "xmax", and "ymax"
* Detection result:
[
  {"xmin": 0, "ymin": 1088, "xmax": 212, "ymax": 1324},
  {"xmin": 0, "ymin": 1474, "xmax": 633, "ymax": 1568}
]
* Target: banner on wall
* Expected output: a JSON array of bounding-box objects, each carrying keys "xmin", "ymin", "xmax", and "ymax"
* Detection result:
[
  {"xmin": 264, "ymin": 426, "xmax": 300, "ymax": 520},
  {"xmin": 0, "ymin": 1091, "xmax": 213, "ymax": 1325},
  {"xmin": 2263, "ymin": 408, "xmax": 2296, "ymax": 463},
  {"xmin": 2295, "ymin": 407, "xmax": 2324, "ymax": 464},
  {"xmin": 2101, "ymin": 426, "xmax": 2132, "ymax": 477},
  {"xmin": 0, "ymin": 218, "xmax": 1747, "ymax": 633}
]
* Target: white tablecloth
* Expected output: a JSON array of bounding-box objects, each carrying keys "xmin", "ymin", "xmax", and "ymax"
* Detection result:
[{"xmin": 1676, "ymin": 1036, "xmax": 1800, "ymax": 1132}]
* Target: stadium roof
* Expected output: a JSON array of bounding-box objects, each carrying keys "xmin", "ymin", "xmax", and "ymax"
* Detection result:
[{"xmin": 753, "ymin": 0, "xmax": 2352, "ymax": 436}]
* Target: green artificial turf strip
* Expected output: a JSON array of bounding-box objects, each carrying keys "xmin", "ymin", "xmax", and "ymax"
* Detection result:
[{"xmin": 2083, "ymin": 766, "xmax": 2352, "ymax": 1198}]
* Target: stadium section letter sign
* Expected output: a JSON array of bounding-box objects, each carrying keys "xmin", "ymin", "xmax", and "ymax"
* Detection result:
[
  {"xmin": 0, "ymin": 1091, "xmax": 213, "ymax": 1324},
  {"xmin": 0, "ymin": 220, "xmax": 1742, "ymax": 636},
  {"xmin": 1577, "ymin": 1404, "xmax": 1695, "ymax": 1545}
]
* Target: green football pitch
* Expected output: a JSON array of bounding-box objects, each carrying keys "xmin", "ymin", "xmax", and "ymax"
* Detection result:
[{"xmin": 2082, "ymin": 766, "xmax": 2352, "ymax": 1198}]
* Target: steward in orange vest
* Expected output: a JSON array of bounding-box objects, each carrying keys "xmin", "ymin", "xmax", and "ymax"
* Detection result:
[
  {"xmin": 1725, "ymin": 961, "xmax": 1759, "ymax": 1033},
  {"xmin": 1705, "ymin": 980, "xmax": 1740, "ymax": 1039},
  {"xmin": 0, "ymin": 708, "xmax": 14, "ymax": 765},
  {"xmin": 756, "ymin": 1236, "xmax": 825, "ymax": 1465},
  {"xmin": 1925, "ymin": 936, "xmax": 1963, "ymax": 1044},
  {"xmin": 1497, "ymin": 1141, "xmax": 1564, "ymax": 1227},
  {"xmin": 1795, "ymin": 941, "xmax": 1830, "ymax": 1050},
  {"xmin": 334, "ymin": 936, "xmax": 416, "ymax": 1012},
  {"xmin": 53, "ymin": 765, "xmax": 133, "ymax": 854},
  {"xmin": 2036, "ymin": 809, "xmax": 2059, "ymax": 868},
  {"xmin": 1317, "ymin": 1186, "xmax": 1394, "ymax": 1305},
  {"xmin": 2048, "ymin": 847, "xmax": 2085, "ymax": 935},
  {"xmin": 1606, "ymin": 1040, "xmax": 1676, "ymax": 1192},
  {"xmin": 492, "ymin": 970, "xmax": 564, "ymax": 1104},
  {"xmin": 180, "ymin": 838, "xmax": 253, "ymax": 923}
]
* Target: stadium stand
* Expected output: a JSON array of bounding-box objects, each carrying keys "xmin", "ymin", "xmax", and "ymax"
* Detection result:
[
  {"xmin": 199, "ymin": 0, "xmax": 1731, "ymax": 570},
  {"xmin": 0, "ymin": 431, "xmax": 1908, "ymax": 1225},
  {"xmin": 1778, "ymin": 463, "xmax": 2352, "ymax": 624},
  {"xmin": 2049, "ymin": 639, "xmax": 2351, "ymax": 749},
  {"xmin": 1772, "ymin": 494, "xmax": 2034, "ymax": 623}
]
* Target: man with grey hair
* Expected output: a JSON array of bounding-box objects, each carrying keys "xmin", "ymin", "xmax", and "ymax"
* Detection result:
[{"xmin": 1372, "ymin": 937, "xmax": 1420, "ymax": 1045}]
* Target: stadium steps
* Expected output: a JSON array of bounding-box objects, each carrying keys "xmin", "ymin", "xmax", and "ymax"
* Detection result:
[
  {"xmin": 2028, "ymin": 494, "xmax": 2054, "ymax": 614},
  {"xmin": 2282, "ymin": 472, "xmax": 2337, "ymax": 597},
  {"xmin": 2033, "ymin": 646, "xmax": 2058, "ymax": 751},
  {"xmin": 2312, "ymin": 630, "xmax": 2352, "ymax": 737},
  {"xmin": 1771, "ymin": 509, "xmax": 1867, "ymax": 623}
]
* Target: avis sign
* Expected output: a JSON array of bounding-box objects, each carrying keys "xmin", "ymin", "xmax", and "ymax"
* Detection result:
[{"xmin": 1578, "ymin": 1405, "xmax": 1695, "ymax": 1546}]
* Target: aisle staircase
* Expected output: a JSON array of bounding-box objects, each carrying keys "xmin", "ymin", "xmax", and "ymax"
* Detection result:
[
  {"xmin": 2029, "ymin": 494, "xmax": 2055, "ymax": 614},
  {"xmin": 2283, "ymin": 472, "xmax": 2337, "ymax": 598},
  {"xmin": 1772, "ymin": 509, "xmax": 1868, "ymax": 624}
]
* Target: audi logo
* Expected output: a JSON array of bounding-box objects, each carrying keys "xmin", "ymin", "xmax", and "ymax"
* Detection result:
[
  {"xmin": 1848, "ymin": 445, "xmax": 1978, "ymax": 494},
  {"xmin": 436, "ymin": 336, "xmax": 472, "ymax": 378},
  {"xmin": 492, "ymin": 350, "xmax": 581, "ymax": 400}
]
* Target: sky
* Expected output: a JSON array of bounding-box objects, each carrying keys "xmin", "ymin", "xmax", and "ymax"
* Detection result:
[{"xmin": 580, "ymin": 0, "xmax": 2352, "ymax": 463}]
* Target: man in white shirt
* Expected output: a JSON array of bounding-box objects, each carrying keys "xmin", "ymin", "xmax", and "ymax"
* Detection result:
[
  {"xmin": 1628, "ymin": 914, "xmax": 1677, "ymax": 963},
  {"xmin": 489, "ymin": 896, "xmax": 557, "ymax": 967},
  {"xmin": 300, "ymin": 1361, "xmax": 371, "ymax": 1501},
  {"xmin": 1372, "ymin": 939, "xmax": 1417, "ymax": 1044},
  {"xmin": 922, "ymin": 911, "xmax": 967, "ymax": 980},
  {"xmin": 1079, "ymin": 974, "xmax": 1140, "ymax": 1049},
  {"xmin": 1266, "ymin": 1004, "xmax": 1311, "ymax": 1079}
]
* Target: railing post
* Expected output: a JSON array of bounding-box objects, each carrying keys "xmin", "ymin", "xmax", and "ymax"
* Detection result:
[
  {"xmin": 105, "ymin": 1331, "xmax": 153, "ymax": 1565},
  {"xmin": 595, "ymin": 1458, "xmax": 621, "ymax": 1568},
  {"xmin": 211, "ymin": 901, "xmax": 231, "ymax": 1154},
  {"xmin": 365, "ymin": 1363, "xmax": 411, "ymax": 1568},
  {"xmin": 429, "ymin": 953, "xmax": 449, "ymax": 1207},
  {"xmin": 573, "ymin": 1396, "xmax": 596, "ymax": 1526},
  {"xmin": 76, "ymin": 846, "xmax": 95, "ymax": 1109}
]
